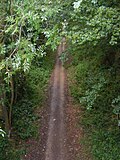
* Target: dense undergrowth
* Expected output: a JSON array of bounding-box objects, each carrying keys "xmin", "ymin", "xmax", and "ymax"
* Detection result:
[
  {"xmin": 13, "ymin": 53, "xmax": 55, "ymax": 140},
  {"xmin": 62, "ymin": 0, "xmax": 120, "ymax": 159},
  {"xmin": 67, "ymin": 45, "xmax": 120, "ymax": 160},
  {"xmin": 0, "ymin": 0, "xmax": 58, "ymax": 159},
  {"xmin": 0, "ymin": 51, "xmax": 55, "ymax": 160}
]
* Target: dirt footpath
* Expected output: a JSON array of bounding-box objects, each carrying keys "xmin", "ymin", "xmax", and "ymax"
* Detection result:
[
  {"xmin": 45, "ymin": 39, "xmax": 67, "ymax": 160},
  {"xmin": 23, "ymin": 39, "xmax": 92, "ymax": 160}
]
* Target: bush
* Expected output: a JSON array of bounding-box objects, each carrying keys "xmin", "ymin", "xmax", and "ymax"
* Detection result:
[
  {"xmin": 0, "ymin": 136, "xmax": 22, "ymax": 160},
  {"xmin": 68, "ymin": 48, "xmax": 120, "ymax": 159}
]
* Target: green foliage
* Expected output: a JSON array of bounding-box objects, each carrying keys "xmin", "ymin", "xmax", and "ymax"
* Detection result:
[
  {"xmin": 0, "ymin": 0, "xmax": 60, "ymax": 159},
  {"xmin": 112, "ymin": 95, "xmax": 120, "ymax": 115},
  {"xmin": 0, "ymin": 136, "xmax": 21, "ymax": 160},
  {"xmin": 91, "ymin": 128, "xmax": 120, "ymax": 160},
  {"xmin": 0, "ymin": 0, "xmax": 120, "ymax": 159},
  {"xmin": 67, "ymin": 0, "xmax": 120, "ymax": 47},
  {"xmin": 67, "ymin": 1, "xmax": 120, "ymax": 155},
  {"xmin": 13, "ymin": 99, "xmax": 38, "ymax": 139},
  {"xmin": 68, "ymin": 51, "xmax": 120, "ymax": 159},
  {"xmin": 12, "ymin": 51, "xmax": 55, "ymax": 140},
  {"xmin": 81, "ymin": 104, "xmax": 120, "ymax": 160},
  {"xmin": 59, "ymin": 51, "xmax": 68, "ymax": 65},
  {"xmin": 0, "ymin": 137, "xmax": 10, "ymax": 160},
  {"xmin": 68, "ymin": 60, "xmax": 120, "ymax": 159},
  {"xmin": 27, "ymin": 67, "xmax": 49, "ymax": 102}
]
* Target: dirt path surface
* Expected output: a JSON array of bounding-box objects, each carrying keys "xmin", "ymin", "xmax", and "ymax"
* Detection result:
[
  {"xmin": 22, "ymin": 39, "xmax": 92, "ymax": 160},
  {"xmin": 45, "ymin": 39, "xmax": 67, "ymax": 160}
]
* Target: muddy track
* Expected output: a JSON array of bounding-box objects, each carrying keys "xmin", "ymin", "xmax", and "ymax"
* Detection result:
[{"xmin": 45, "ymin": 39, "xmax": 67, "ymax": 160}]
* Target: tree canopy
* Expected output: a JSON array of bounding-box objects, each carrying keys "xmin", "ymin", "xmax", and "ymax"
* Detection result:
[{"xmin": 0, "ymin": 0, "xmax": 120, "ymax": 159}]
